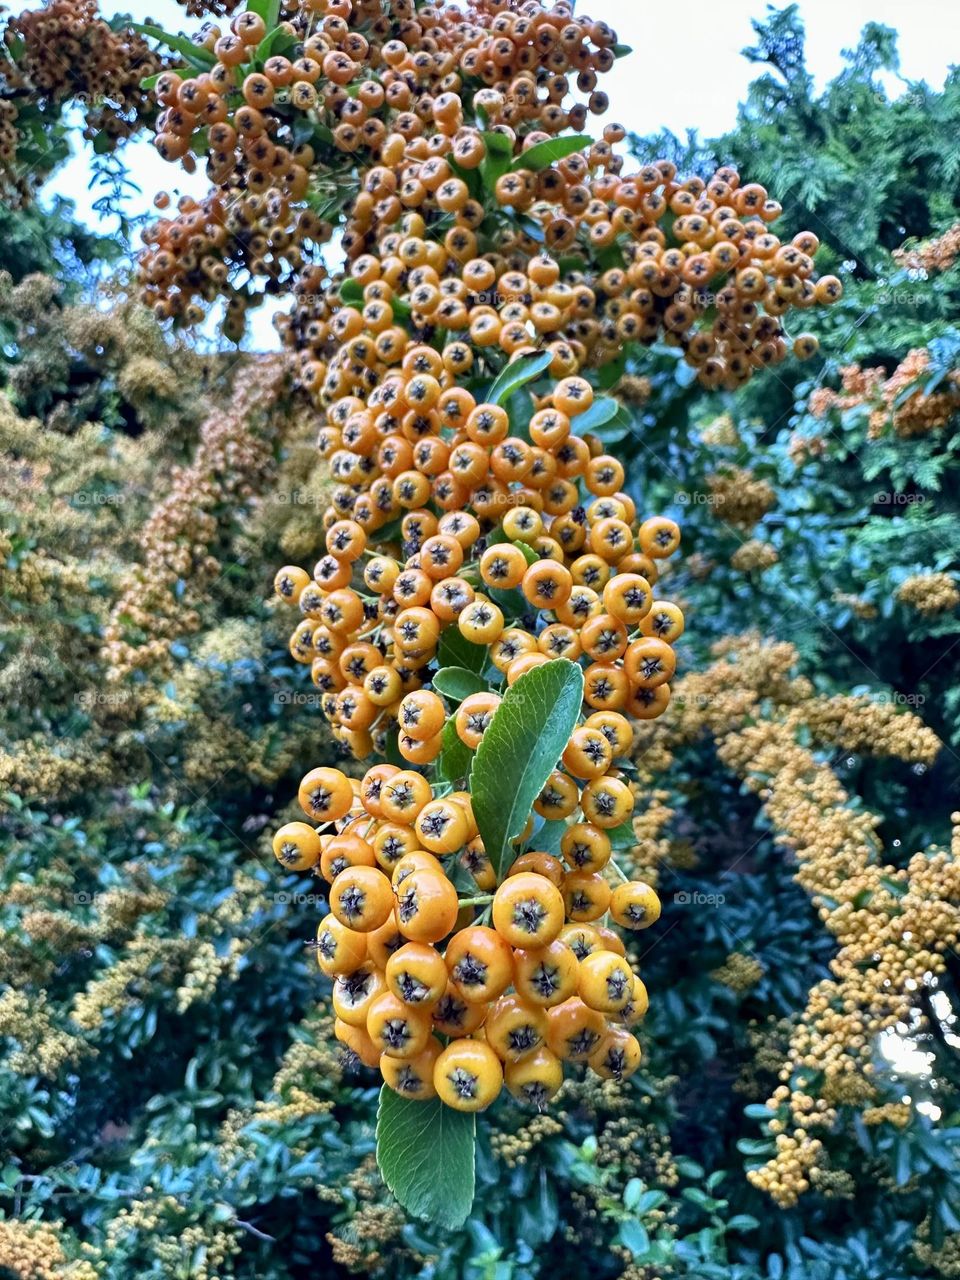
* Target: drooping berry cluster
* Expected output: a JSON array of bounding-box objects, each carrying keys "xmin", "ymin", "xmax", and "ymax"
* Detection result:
[
  {"xmin": 275, "ymin": 761, "xmax": 658, "ymax": 1109},
  {"xmin": 253, "ymin": 0, "xmax": 841, "ymax": 1113}
]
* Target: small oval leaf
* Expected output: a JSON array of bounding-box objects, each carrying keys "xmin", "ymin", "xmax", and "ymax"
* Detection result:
[
  {"xmin": 487, "ymin": 350, "xmax": 553, "ymax": 406},
  {"xmin": 471, "ymin": 658, "xmax": 584, "ymax": 879},
  {"xmin": 432, "ymin": 666, "xmax": 489, "ymax": 703},
  {"xmin": 511, "ymin": 134, "xmax": 594, "ymax": 172}
]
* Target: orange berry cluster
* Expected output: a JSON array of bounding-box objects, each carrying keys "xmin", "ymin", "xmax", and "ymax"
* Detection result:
[
  {"xmin": 275, "ymin": 429, "xmax": 683, "ymax": 760},
  {"xmin": 139, "ymin": 0, "xmax": 839, "ymax": 364},
  {"xmin": 3, "ymin": 0, "xmax": 162, "ymax": 152},
  {"xmin": 260, "ymin": 0, "xmax": 839, "ymax": 1113},
  {"xmin": 274, "ymin": 763, "xmax": 659, "ymax": 1109}
]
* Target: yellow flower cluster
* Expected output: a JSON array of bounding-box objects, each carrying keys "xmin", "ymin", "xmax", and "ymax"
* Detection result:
[
  {"xmin": 730, "ymin": 539, "xmax": 779, "ymax": 573},
  {"xmin": 102, "ymin": 358, "xmax": 288, "ymax": 678},
  {"xmin": 711, "ymin": 952, "xmax": 764, "ymax": 993},
  {"xmin": 0, "ymin": 987, "xmax": 85, "ymax": 1076},
  {"xmin": 103, "ymin": 1193, "xmax": 240, "ymax": 1280},
  {"xmin": 0, "ymin": 1219, "xmax": 96, "ymax": 1280},
  {"xmin": 896, "ymin": 571, "xmax": 960, "ymax": 615},
  {"xmin": 632, "ymin": 634, "xmax": 955, "ymax": 1205},
  {"xmin": 706, "ymin": 466, "xmax": 777, "ymax": 529}
]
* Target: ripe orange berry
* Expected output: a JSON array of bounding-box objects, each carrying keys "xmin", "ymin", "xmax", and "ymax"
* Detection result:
[
  {"xmin": 492, "ymin": 872, "xmax": 565, "ymax": 948},
  {"xmin": 434, "ymin": 1040, "xmax": 503, "ymax": 1111},
  {"xmin": 272, "ymin": 821, "xmax": 322, "ymax": 871},
  {"xmin": 330, "ymin": 865, "xmax": 395, "ymax": 933}
]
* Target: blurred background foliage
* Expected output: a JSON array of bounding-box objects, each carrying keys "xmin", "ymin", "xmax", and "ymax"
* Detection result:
[{"xmin": 1, "ymin": 7, "xmax": 959, "ymax": 1280}]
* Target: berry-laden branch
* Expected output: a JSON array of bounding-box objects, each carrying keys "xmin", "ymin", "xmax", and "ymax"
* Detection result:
[{"xmin": 124, "ymin": 0, "xmax": 844, "ymax": 1227}]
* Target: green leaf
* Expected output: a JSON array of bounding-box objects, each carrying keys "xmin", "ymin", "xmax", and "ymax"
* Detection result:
[
  {"xmin": 432, "ymin": 667, "xmax": 489, "ymax": 703},
  {"xmin": 613, "ymin": 43, "xmax": 633, "ymax": 58},
  {"xmin": 568, "ymin": 396, "xmax": 620, "ymax": 434},
  {"xmin": 471, "ymin": 658, "xmax": 584, "ymax": 880},
  {"xmin": 619, "ymin": 1220, "xmax": 650, "ymax": 1256},
  {"xmin": 245, "ymin": 0, "xmax": 281, "ymax": 25},
  {"xmin": 376, "ymin": 1087, "xmax": 476, "ymax": 1229},
  {"xmin": 437, "ymin": 628, "xmax": 487, "ymax": 674},
  {"xmin": 608, "ymin": 818, "xmax": 637, "ymax": 850},
  {"xmin": 255, "ymin": 24, "xmax": 296, "ymax": 62},
  {"xmin": 139, "ymin": 70, "xmax": 169, "ymax": 91},
  {"xmin": 437, "ymin": 718, "xmax": 474, "ymax": 785},
  {"xmin": 129, "ymin": 23, "xmax": 215, "ymax": 70},
  {"xmin": 511, "ymin": 539, "xmax": 539, "ymax": 566},
  {"xmin": 511, "ymin": 134, "xmax": 593, "ymax": 172},
  {"xmin": 487, "ymin": 350, "xmax": 553, "ymax": 406},
  {"xmin": 339, "ymin": 278, "xmax": 363, "ymax": 305}
]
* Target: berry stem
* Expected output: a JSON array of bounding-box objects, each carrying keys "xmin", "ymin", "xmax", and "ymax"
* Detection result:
[
  {"xmin": 457, "ymin": 893, "xmax": 495, "ymax": 907},
  {"xmin": 609, "ymin": 858, "xmax": 629, "ymax": 883}
]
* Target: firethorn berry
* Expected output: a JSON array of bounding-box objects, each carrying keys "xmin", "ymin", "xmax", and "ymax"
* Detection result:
[
  {"xmin": 560, "ymin": 823, "xmax": 612, "ymax": 873},
  {"xmin": 335, "ymin": 1019, "xmax": 382, "ymax": 1070},
  {"xmin": 578, "ymin": 950, "xmax": 635, "ymax": 1013},
  {"xmin": 414, "ymin": 798, "xmax": 470, "ymax": 855},
  {"xmin": 321, "ymin": 832, "xmax": 376, "ymax": 883},
  {"xmin": 580, "ymin": 775, "xmax": 634, "ymax": 828},
  {"xmin": 366, "ymin": 916, "xmax": 405, "ymax": 970},
  {"xmin": 380, "ymin": 770, "xmax": 432, "ymax": 825},
  {"xmin": 611, "ymin": 881, "xmax": 662, "ymax": 930},
  {"xmin": 446, "ymin": 925, "xmax": 514, "ymax": 1004},
  {"xmin": 513, "ymin": 940, "xmax": 580, "ymax": 1008},
  {"xmin": 272, "ymin": 821, "xmax": 322, "ymax": 871},
  {"xmin": 492, "ymin": 873, "xmax": 565, "ymax": 948},
  {"xmin": 509, "ymin": 851, "xmax": 566, "ymax": 886},
  {"xmin": 366, "ymin": 991, "xmax": 433, "ymax": 1059},
  {"xmin": 563, "ymin": 871, "xmax": 612, "ymax": 922},
  {"xmin": 380, "ymin": 1038, "xmax": 442, "ymax": 1100},
  {"xmin": 433, "ymin": 1040, "xmax": 503, "ymax": 1111},
  {"xmin": 545, "ymin": 997, "xmax": 607, "ymax": 1062},
  {"xmin": 640, "ymin": 601, "xmax": 685, "ymax": 642},
  {"xmin": 620, "ymin": 975, "xmax": 650, "ymax": 1027},
  {"xmin": 432, "ymin": 981, "xmax": 488, "ymax": 1038},
  {"xmin": 485, "ymin": 993, "xmax": 549, "ymax": 1061},
  {"xmin": 391, "ymin": 851, "xmax": 442, "ymax": 886},
  {"xmin": 395, "ymin": 868, "xmax": 459, "ymax": 943},
  {"xmin": 588, "ymin": 1026, "xmax": 642, "ymax": 1080},
  {"xmin": 330, "ymin": 866, "xmax": 395, "ymax": 933},
  {"xmin": 298, "ymin": 767, "xmax": 355, "ymax": 824},
  {"xmin": 455, "ymin": 692, "xmax": 501, "ymax": 749},
  {"xmin": 562, "ymin": 726, "xmax": 614, "ymax": 779},
  {"xmin": 505, "ymin": 1046, "xmax": 565, "ymax": 1107},
  {"xmin": 385, "ymin": 942, "xmax": 448, "ymax": 1009},
  {"xmin": 275, "ymin": 565, "xmax": 311, "ymax": 605},
  {"xmin": 333, "ymin": 963, "xmax": 386, "ymax": 1027},
  {"xmin": 398, "ymin": 689, "xmax": 446, "ymax": 741},
  {"xmin": 315, "ymin": 915, "xmax": 367, "ymax": 978}
]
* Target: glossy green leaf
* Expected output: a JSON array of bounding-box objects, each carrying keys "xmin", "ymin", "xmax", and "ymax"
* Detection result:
[
  {"xmin": 511, "ymin": 134, "xmax": 593, "ymax": 172},
  {"xmin": 487, "ymin": 350, "xmax": 553, "ymax": 406},
  {"xmin": 130, "ymin": 23, "xmax": 215, "ymax": 70},
  {"xmin": 437, "ymin": 718, "xmax": 474, "ymax": 785},
  {"xmin": 432, "ymin": 666, "xmax": 489, "ymax": 703},
  {"xmin": 471, "ymin": 658, "xmax": 584, "ymax": 879},
  {"xmin": 568, "ymin": 396, "xmax": 620, "ymax": 434},
  {"xmin": 339, "ymin": 277, "xmax": 363, "ymax": 305},
  {"xmin": 437, "ymin": 627, "xmax": 487, "ymax": 673},
  {"xmin": 376, "ymin": 1087, "xmax": 476, "ymax": 1229},
  {"xmin": 245, "ymin": 0, "xmax": 281, "ymax": 25}
]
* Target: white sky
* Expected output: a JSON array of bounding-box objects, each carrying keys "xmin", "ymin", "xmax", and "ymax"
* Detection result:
[{"xmin": 14, "ymin": 0, "xmax": 955, "ymax": 349}]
